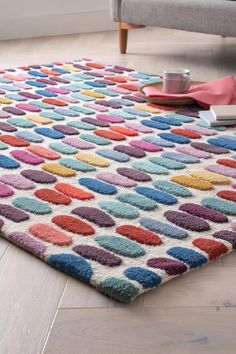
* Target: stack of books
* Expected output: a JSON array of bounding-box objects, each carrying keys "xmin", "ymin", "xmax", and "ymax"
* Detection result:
[{"xmin": 199, "ymin": 105, "xmax": 236, "ymax": 127}]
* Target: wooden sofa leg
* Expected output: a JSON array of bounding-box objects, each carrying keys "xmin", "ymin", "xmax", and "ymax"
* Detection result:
[
  {"xmin": 119, "ymin": 23, "xmax": 128, "ymax": 54},
  {"xmin": 119, "ymin": 23, "xmax": 145, "ymax": 54}
]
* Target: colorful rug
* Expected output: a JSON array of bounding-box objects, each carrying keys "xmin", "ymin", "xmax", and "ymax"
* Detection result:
[{"xmin": 0, "ymin": 59, "xmax": 236, "ymax": 303}]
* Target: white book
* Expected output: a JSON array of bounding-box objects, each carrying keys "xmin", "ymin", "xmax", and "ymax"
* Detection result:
[
  {"xmin": 199, "ymin": 110, "xmax": 236, "ymax": 127},
  {"xmin": 210, "ymin": 105, "xmax": 236, "ymax": 121}
]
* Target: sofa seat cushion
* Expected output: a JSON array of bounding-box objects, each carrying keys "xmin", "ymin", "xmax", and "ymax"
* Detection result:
[{"xmin": 112, "ymin": 0, "xmax": 236, "ymax": 37}]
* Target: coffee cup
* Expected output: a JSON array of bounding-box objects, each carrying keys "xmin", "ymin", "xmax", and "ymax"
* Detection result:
[{"xmin": 163, "ymin": 69, "xmax": 191, "ymax": 94}]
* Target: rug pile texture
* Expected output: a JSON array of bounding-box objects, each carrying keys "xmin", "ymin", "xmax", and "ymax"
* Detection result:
[{"xmin": 0, "ymin": 58, "xmax": 236, "ymax": 302}]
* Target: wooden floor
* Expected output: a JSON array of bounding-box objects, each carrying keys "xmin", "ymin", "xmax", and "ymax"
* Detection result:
[{"xmin": 0, "ymin": 27, "xmax": 236, "ymax": 354}]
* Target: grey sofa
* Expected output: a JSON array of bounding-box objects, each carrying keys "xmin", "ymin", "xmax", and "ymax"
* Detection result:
[{"xmin": 110, "ymin": 0, "xmax": 236, "ymax": 53}]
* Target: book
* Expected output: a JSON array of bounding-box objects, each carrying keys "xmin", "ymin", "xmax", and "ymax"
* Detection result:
[
  {"xmin": 210, "ymin": 105, "xmax": 236, "ymax": 121},
  {"xmin": 199, "ymin": 110, "xmax": 236, "ymax": 127}
]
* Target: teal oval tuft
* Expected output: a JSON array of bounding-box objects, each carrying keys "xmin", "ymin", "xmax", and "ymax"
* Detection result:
[
  {"xmin": 40, "ymin": 111, "xmax": 64, "ymax": 121},
  {"xmin": 132, "ymin": 161, "xmax": 169, "ymax": 175},
  {"xmin": 95, "ymin": 235, "xmax": 145, "ymax": 258},
  {"xmin": 149, "ymin": 156, "xmax": 185, "ymax": 170},
  {"xmin": 152, "ymin": 180, "xmax": 192, "ymax": 197},
  {"xmin": 166, "ymin": 113, "xmax": 194, "ymax": 123},
  {"xmin": 99, "ymin": 200, "xmax": 139, "ymax": 219},
  {"xmin": 49, "ymin": 142, "xmax": 78, "ymax": 155},
  {"xmin": 8, "ymin": 118, "xmax": 36, "ymax": 128},
  {"xmin": 201, "ymin": 197, "xmax": 236, "ymax": 216},
  {"xmin": 97, "ymin": 277, "xmax": 139, "ymax": 303},
  {"xmin": 59, "ymin": 158, "xmax": 96, "ymax": 172},
  {"xmin": 80, "ymin": 134, "xmax": 110, "ymax": 145},
  {"xmin": 13, "ymin": 197, "xmax": 52, "ymax": 214},
  {"xmin": 117, "ymin": 193, "xmax": 158, "ymax": 211},
  {"xmin": 67, "ymin": 121, "xmax": 96, "ymax": 130}
]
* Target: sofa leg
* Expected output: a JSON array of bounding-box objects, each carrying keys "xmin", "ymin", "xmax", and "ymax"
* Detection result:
[
  {"xmin": 119, "ymin": 24, "xmax": 128, "ymax": 54},
  {"xmin": 119, "ymin": 23, "xmax": 145, "ymax": 54}
]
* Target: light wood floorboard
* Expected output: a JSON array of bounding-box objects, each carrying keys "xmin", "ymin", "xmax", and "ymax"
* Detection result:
[
  {"xmin": 0, "ymin": 246, "xmax": 67, "ymax": 354},
  {"xmin": 0, "ymin": 27, "xmax": 235, "ymax": 354},
  {"xmin": 44, "ymin": 307, "xmax": 236, "ymax": 354},
  {"xmin": 0, "ymin": 236, "xmax": 9, "ymax": 259}
]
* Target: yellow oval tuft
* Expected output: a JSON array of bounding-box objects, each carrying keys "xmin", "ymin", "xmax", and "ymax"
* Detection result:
[
  {"xmin": 42, "ymin": 163, "xmax": 76, "ymax": 177},
  {"xmin": 76, "ymin": 152, "xmax": 109, "ymax": 167},
  {"xmin": 171, "ymin": 175, "xmax": 213, "ymax": 191},
  {"xmin": 190, "ymin": 171, "xmax": 230, "ymax": 185}
]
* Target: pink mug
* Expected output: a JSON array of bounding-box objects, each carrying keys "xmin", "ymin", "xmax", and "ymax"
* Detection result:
[{"xmin": 163, "ymin": 69, "xmax": 191, "ymax": 94}]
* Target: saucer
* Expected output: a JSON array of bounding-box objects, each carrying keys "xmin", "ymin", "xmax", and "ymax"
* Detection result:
[{"xmin": 139, "ymin": 80, "xmax": 204, "ymax": 106}]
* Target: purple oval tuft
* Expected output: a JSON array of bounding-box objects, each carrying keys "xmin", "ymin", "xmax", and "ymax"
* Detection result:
[
  {"xmin": 179, "ymin": 203, "xmax": 228, "ymax": 223},
  {"xmin": 72, "ymin": 206, "xmax": 115, "ymax": 227},
  {"xmin": 8, "ymin": 232, "xmax": 46, "ymax": 258},
  {"xmin": 0, "ymin": 122, "xmax": 17, "ymax": 132},
  {"xmin": 21, "ymin": 169, "xmax": 57, "ymax": 184},
  {"xmin": 191, "ymin": 142, "xmax": 229, "ymax": 154},
  {"xmin": 0, "ymin": 204, "xmax": 29, "ymax": 222},
  {"xmin": 117, "ymin": 167, "xmax": 151, "ymax": 182},
  {"xmin": 147, "ymin": 257, "xmax": 187, "ymax": 275},
  {"xmin": 213, "ymin": 230, "xmax": 236, "ymax": 249},
  {"xmin": 73, "ymin": 245, "xmax": 122, "ymax": 266},
  {"xmin": 164, "ymin": 210, "xmax": 210, "ymax": 231},
  {"xmin": 0, "ymin": 219, "xmax": 4, "ymax": 229},
  {"xmin": 82, "ymin": 117, "xmax": 110, "ymax": 127},
  {"xmin": 114, "ymin": 145, "xmax": 146, "ymax": 158},
  {"xmin": 53, "ymin": 125, "xmax": 79, "ymax": 135},
  {"xmin": 3, "ymin": 106, "xmax": 25, "ymax": 115}
]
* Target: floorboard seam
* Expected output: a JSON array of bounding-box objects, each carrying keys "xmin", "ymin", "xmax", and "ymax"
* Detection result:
[{"xmin": 41, "ymin": 279, "xmax": 68, "ymax": 354}]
